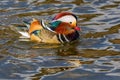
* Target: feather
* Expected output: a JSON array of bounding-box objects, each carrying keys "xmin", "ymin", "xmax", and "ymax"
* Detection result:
[
  {"xmin": 22, "ymin": 21, "xmax": 31, "ymax": 29},
  {"xmin": 53, "ymin": 21, "xmax": 75, "ymax": 35},
  {"xmin": 66, "ymin": 31, "xmax": 80, "ymax": 41},
  {"xmin": 53, "ymin": 12, "xmax": 77, "ymax": 20},
  {"xmin": 41, "ymin": 19, "xmax": 56, "ymax": 33},
  {"xmin": 18, "ymin": 31, "xmax": 30, "ymax": 38}
]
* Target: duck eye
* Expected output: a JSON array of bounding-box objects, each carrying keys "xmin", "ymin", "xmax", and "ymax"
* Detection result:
[{"xmin": 69, "ymin": 22, "xmax": 72, "ymax": 24}]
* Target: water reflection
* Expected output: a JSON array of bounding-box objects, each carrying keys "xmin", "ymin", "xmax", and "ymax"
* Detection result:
[{"xmin": 31, "ymin": 59, "xmax": 81, "ymax": 80}]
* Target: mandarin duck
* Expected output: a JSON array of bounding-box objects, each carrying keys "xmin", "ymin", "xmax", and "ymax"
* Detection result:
[{"xmin": 14, "ymin": 12, "xmax": 81, "ymax": 44}]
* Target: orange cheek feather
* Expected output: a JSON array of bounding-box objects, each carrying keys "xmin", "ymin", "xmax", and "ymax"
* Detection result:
[{"xmin": 55, "ymin": 23, "xmax": 74, "ymax": 35}]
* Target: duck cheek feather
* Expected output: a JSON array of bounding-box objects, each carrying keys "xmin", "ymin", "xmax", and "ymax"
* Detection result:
[{"xmin": 54, "ymin": 22, "xmax": 75, "ymax": 35}]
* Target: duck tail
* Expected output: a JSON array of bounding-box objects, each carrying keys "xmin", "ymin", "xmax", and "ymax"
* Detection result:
[
  {"xmin": 22, "ymin": 20, "xmax": 31, "ymax": 29},
  {"xmin": 10, "ymin": 20, "xmax": 31, "ymax": 39}
]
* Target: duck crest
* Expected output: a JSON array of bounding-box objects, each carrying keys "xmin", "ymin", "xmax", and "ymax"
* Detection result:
[{"xmin": 53, "ymin": 12, "xmax": 77, "ymax": 20}]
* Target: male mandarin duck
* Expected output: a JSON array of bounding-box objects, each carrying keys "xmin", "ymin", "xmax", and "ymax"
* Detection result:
[{"xmin": 14, "ymin": 12, "xmax": 81, "ymax": 44}]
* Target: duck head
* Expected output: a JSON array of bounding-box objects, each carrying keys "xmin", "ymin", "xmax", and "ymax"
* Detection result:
[{"xmin": 53, "ymin": 12, "xmax": 80, "ymax": 31}]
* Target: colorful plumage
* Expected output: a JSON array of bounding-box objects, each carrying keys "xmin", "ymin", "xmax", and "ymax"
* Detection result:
[{"xmin": 13, "ymin": 12, "xmax": 81, "ymax": 43}]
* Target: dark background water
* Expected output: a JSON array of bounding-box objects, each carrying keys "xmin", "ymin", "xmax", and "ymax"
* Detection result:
[{"xmin": 0, "ymin": 0, "xmax": 120, "ymax": 80}]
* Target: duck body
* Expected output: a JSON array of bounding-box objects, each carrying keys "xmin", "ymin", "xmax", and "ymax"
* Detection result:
[{"xmin": 14, "ymin": 12, "xmax": 81, "ymax": 44}]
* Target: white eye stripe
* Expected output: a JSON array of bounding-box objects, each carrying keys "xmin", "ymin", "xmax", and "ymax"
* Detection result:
[{"xmin": 57, "ymin": 15, "xmax": 76, "ymax": 23}]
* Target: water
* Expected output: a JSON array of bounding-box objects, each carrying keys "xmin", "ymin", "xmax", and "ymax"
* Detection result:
[{"xmin": 0, "ymin": 0, "xmax": 120, "ymax": 80}]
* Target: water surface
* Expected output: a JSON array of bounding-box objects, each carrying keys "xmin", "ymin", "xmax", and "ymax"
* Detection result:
[{"xmin": 0, "ymin": 0, "xmax": 120, "ymax": 80}]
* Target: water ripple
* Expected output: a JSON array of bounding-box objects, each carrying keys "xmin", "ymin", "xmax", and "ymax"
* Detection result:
[{"xmin": 0, "ymin": 0, "xmax": 120, "ymax": 80}]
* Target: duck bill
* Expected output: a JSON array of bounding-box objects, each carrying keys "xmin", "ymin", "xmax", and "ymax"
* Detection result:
[{"xmin": 75, "ymin": 26, "xmax": 81, "ymax": 31}]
